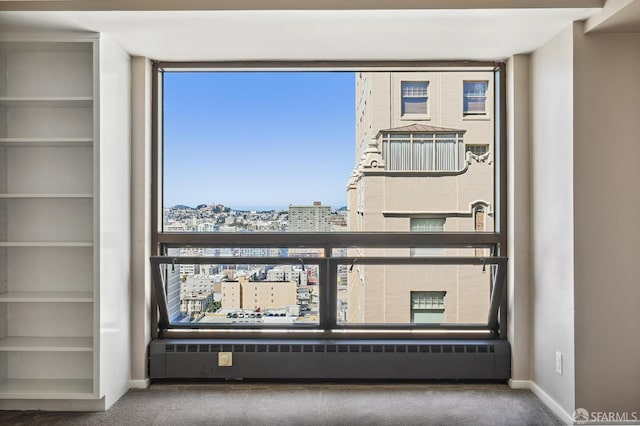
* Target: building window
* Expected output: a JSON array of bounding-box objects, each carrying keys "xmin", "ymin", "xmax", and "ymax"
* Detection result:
[
  {"xmin": 474, "ymin": 207, "xmax": 485, "ymax": 232},
  {"xmin": 465, "ymin": 144, "xmax": 489, "ymax": 156},
  {"xmin": 463, "ymin": 81, "xmax": 488, "ymax": 115},
  {"xmin": 381, "ymin": 130, "xmax": 465, "ymax": 172},
  {"xmin": 410, "ymin": 218, "xmax": 445, "ymax": 256},
  {"xmin": 411, "ymin": 291, "xmax": 446, "ymax": 323},
  {"xmin": 474, "ymin": 205, "xmax": 489, "ymax": 256},
  {"xmin": 401, "ymin": 81, "xmax": 429, "ymax": 116}
]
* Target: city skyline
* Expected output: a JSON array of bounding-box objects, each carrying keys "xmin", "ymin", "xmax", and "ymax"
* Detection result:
[{"xmin": 163, "ymin": 71, "xmax": 355, "ymax": 211}]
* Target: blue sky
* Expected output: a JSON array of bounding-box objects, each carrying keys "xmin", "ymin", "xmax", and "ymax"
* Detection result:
[{"xmin": 163, "ymin": 71, "xmax": 355, "ymax": 211}]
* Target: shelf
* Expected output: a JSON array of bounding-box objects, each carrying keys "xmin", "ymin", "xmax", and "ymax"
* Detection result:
[
  {"xmin": 0, "ymin": 379, "xmax": 94, "ymax": 399},
  {"xmin": 0, "ymin": 138, "xmax": 93, "ymax": 147},
  {"xmin": 0, "ymin": 194, "xmax": 93, "ymax": 199},
  {"xmin": 0, "ymin": 241, "xmax": 93, "ymax": 247},
  {"xmin": 0, "ymin": 292, "xmax": 93, "ymax": 302},
  {"xmin": 0, "ymin": 97, "xmax": 93, "ymax": 107},
  {"xmin": 0, "ymin": 337, "xmax": 93, "ymax": 352}
]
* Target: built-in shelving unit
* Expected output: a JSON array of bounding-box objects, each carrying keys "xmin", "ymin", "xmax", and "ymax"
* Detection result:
[
  {"xmin": 0, "ymin": 34, "xmax": 132, "ymax": 410},
  {"xmin": 0, "ymin": 37, "xmax": 96, "ymax": 402}
]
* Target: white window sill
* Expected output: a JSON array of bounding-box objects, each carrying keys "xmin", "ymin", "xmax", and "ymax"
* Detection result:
[
  {"xmin": 400, "ymin": 115, "xmax": 430, "ymax": 121},
  {"xmin": 462, "ymin": 114, "xmax": 491, "ymax": 121}
]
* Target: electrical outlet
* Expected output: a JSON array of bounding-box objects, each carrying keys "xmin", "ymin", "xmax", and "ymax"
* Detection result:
[
  {"xmin": 555, "ymin": 352, "xmax": 563, "ymax": 375},
  {"xmin": 218, "ymin": 352, "xmax": 233, "ymax": 367}
]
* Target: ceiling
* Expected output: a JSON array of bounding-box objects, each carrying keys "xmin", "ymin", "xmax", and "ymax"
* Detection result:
[
  {"xmin": 0, "ymin": 0, "xmax": 605, "ymax": 12},
  {"xmin": 0, "ymin": 9, "xmax": 604, "ymax": 61},
  {"xmin": 586, "ymin": 0, "xmax": 640, "ymax": 32}
]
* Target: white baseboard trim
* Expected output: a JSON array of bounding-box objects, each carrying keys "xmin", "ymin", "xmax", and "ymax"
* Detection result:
[
  {"xmin": 129, "ymin": 379, "xmax": 150, "ymax": 389},
  {"xmin": 529, "ymin": 381, "xmax": 574, "ymax": 425},
  {"xmin": 0, "ymin": 398, "xmax": 105, "ymax": 412},
  {"xmin": 507, "ymin": 379, "xmax": 574, "ymax": 425},
  {"xmin": 508, "ymin": 379, "xmax": 532, "ymax": 389}
]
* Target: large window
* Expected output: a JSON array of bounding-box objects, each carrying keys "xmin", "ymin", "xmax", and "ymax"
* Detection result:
[{"xmin": 152, "ymin": 63, "xmax": 507, "ymax": 339}]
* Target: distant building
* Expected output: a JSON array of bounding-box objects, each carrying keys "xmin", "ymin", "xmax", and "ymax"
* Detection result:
[
  {"xmin": 180, "ymin": 292, "xmax": 213, "ymax": 317},
  {"xmin": 177, "ymin": 247, "xmax": 205, "ymax": 276},
  {"xmin": 235, "ymin": 248, "xmax": 270, "ymax": 257},
  {"xmin": 196, "ymin": 223, "xmax": 216, "ymax": 232},
  {"xmin": 330, "ymin": 210, "xmax": 348, "ymax": 231},
  {"xmin": 288, "ymin": 201, "xmax": 331, "ymax": 232},
  {"xmin": 181, "ymin": 276, "xmax": 221, "ymax": 297},
  {"xmin": 164, "ymin": 223, "xmax": 188, "ymax": 232},
  {"xmin": 221, "ymin": 278, "xmax": 297, "ymax": 311},
  {"xmin": 266, "ymin": 265, "xmax": 308, "ymax": 286}
]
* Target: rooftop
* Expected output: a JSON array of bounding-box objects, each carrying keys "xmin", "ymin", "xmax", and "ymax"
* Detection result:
[{"xmin": 378, "ymin": 124, "xmax": 467, "ymax": 135}]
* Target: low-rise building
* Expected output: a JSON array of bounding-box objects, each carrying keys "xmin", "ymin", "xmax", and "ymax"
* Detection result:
[
  {"xmin": 221, "ymin": 278, "xmax": 297, "ymax": 311},
  {"xmin": 266, "ymin": 265, "xmax": 308, "ymax": 286},
  {"xmin": 180, "ymin": 292, "xmax": 213, "ymax": 317}
]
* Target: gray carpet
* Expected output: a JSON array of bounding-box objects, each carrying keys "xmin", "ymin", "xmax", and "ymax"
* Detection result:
[{"xmin": 0, "ymin": 383, "xmax": 563, "ymax": 425}]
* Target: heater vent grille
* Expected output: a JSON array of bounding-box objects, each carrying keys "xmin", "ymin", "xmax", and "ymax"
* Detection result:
[{"xmin": 164, "ymin": 343, "xmax": 496, "ymax": 354}]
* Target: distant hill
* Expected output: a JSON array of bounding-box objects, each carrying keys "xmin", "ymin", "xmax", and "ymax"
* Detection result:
[
  {"xmin": 170, "ymin": 203, "xmax": 231, "ymax": 213},
  {"xmin": 170, "ymin": 203, "xmax": 332, "ymax": 213}
]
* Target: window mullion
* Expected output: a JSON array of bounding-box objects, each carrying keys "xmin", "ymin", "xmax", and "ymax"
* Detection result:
[
  {"xmin": 324, "ymin": 249, "xmax": 338, "ymax": 332},
  {"xmin": 454, "ymin": 133, "xmax": 459, "ymax": 171},
  {"xmin": 432, "ymin": 133, "xmax": 436, "ymax": 170},
  {"xmin": 409, "ymin": 133, "xmax": 413, "ymax": 171}
]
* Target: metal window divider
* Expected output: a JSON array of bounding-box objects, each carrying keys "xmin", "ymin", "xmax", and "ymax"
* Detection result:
[{"xmin": 150, "ymin": 255, "xmax": 507, "ymax": 338}]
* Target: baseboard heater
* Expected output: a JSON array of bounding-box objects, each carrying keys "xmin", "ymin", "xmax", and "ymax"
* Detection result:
[{"xmin": 150, "ymin": 339, "xmax": 510, "ymax": 380}]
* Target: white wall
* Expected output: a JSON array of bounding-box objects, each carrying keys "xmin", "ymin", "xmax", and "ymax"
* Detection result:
[
  {"xmin": 506, "ymin": 54, "xmax": 531, "ymax": 382},
  {"xmin": 529, "ymin": 23, "xmax": 577, "ymax": 417},
  {"xmin": 129, "ymin": 56, "xmax": 152, "ymax": 388},
  {"xmin": 573, "ymin": 27, "xmax": 640, "ymax": 414}
]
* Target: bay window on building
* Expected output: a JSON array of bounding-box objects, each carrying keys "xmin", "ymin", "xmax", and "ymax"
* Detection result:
[{"xmin": 380, "ymin": 126, "xmax": 466, "ymax": 172}]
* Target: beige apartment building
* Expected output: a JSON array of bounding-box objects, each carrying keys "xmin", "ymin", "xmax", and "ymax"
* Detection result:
[
  {"xmin": 221, "ymin": 278, "xmax": 297, "ymax": 311},
  {"xmin": 346, "ymin": 71, "xmax": 495, "ymax": 324}
]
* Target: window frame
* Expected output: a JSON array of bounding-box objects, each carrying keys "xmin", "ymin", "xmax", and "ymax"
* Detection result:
[
  {"xmin": 400, "ymin": 80, "xmax": 429, "ymax": 117},
  {"xmin": 151, "ymin": 60, "xmax": 508, "ymax": 341},
  {"xmin": 410, "ymin": 217, "xmax": 445, "ymax": 256},
  {"xmin": 466, "ymin": 144, "xmax": 490, "ymax": 156},
  {"xmin": 381, "ymin": 131, "xmax": 466, "ymax": 172},
  {"xmin": 410, "ymin": 291, "xmax": 446, "ymax": 323},
  {"xmin": 463, "ymin": 80, "xmax": 489, "ymax": 116}
]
